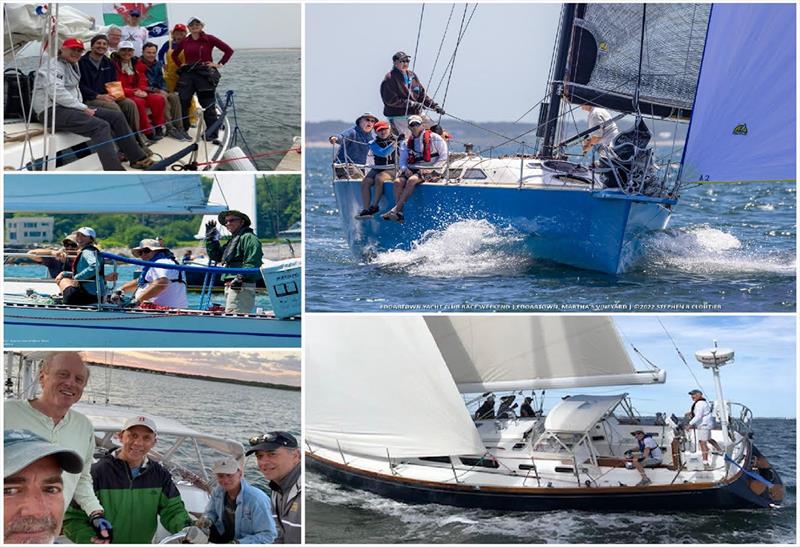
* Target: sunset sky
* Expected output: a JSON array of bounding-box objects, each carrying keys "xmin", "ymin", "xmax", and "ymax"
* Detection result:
[{"xmin": 82, "ymin": 351, "xmax": 300, "ymax": 387}]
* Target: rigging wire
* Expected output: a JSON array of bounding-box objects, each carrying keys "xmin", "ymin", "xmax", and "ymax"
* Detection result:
[
  {"xmin": 426, "ymin": 3, "xmax": 456, "ymax": 94},
  {"xmin": 436, "ymin": 4, "xmax": 478, "ymax": 123},
  {"xmin": 405, "ymin": 4, "xmax": 426, "ymax": 119},
  {"xmin": 657, "ymin": 317, "xmax": 706, "ymax": 393}
]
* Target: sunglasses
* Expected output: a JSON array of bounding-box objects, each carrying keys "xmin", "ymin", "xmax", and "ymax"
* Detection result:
[
  {"xmin": 248, "ymin": 432, "xmax": 293, "ymax": 447},
  {"xmin": 409, "ymin": 122, "xmax": 422, "ymax": 127}
]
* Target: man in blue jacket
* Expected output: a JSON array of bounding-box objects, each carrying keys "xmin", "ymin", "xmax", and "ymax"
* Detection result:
[
  {"xmin": 328, "ymin": 113, "xmax": 377, "ymax": 178},
  {"xmin": 201, "ymin": 457, "xmax": 277, "ymax": 544}
]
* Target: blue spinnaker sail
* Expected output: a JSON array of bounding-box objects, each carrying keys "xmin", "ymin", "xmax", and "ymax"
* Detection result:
[
  {"xmin": 681, "ymin": 4, "xmax": 796, "ymax": 183},
  {"xmin": 5, "ymin": 174, "xmax": 225, "ymax": 214}
]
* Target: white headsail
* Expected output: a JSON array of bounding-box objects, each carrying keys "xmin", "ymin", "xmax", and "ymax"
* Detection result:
[
  {"xmin": 305, "ymin": 315, "xmax": 486, "ymax": 458},
  {"xmin": 4, "ymin": 174, "xmax": 222, "ymax": 214},
  {"xmin": 424, "ymin": 316, "xmax": 665, "ymax": 393},
  {"xmin": 195, "ymin": 174, "xmax": 257, "ymax": 238},
  {"xmin": 4, "ymin": 4, "xmax": 96, "ymax": 55},
  {"xmin": 680, "ymin": 4, "xmax": 796, "ymax": 183}
]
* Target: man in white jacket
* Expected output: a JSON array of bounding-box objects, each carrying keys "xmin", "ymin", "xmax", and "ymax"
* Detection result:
[
  {"xmin": 686, "ymin": 389, "xmax": 714, "ymax": 467},
  {"xmin": 32, "ymin": 37, "xmax": 151, "ymax": 170}
]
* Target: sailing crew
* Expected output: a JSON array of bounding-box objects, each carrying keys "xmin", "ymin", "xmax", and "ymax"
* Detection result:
[
  {"xmin": 199, "ymin": 457, "xmax": 278, "ymax": 543},
  {"xmin": 382, "ymin": 115, "xmax": 448, "ymax": 222},
  {"xmin": 4, "ymin": 429, "xmax": 85, "ymax": 544},
  {"xmin": 140, "ymin": 42, "xmax": 192, "ymax": 141},
  {"xmin": 474, "ymin": 394, "xmax": 496, "ymax": 420},
  {"xmin": 116, "ymin": 239, "xmax": 188, "ymax": 309},
  {"xmin": 53, "ymin": 227, "xmax": 108, "ymax": 306},
  {"xmin": 520, "ymin": 397, "xmax": 535, "ymax": 418},
  {"xmin": 26, "ymin": 232, "xmax": 80, "ymax": 279},
  {"xmin": 79, "ymin": 34, "xmax": 145, "ymax": 150},
  {"xmin": 380, "ymin": 51, "xmax": 444, "ymax": 137},
  {"xmin": 63, "ymin": 415, "xmax": 195, "ymax": 544},
  {"xmin": 4, "ymin": 352, "xmax": 114, "ymax": 543},
  {"xmin": 580, "ymin": 104, "xmax": 619, "ymax": 154},
  {"xmin": 112, "ymin": 41, "xmax": 168, "ymax": 143},
  {"xmin": 32, "ymin": 37, "xmax": 153, "ymax": 171},
  {"xmin": 120, "ymin": 8, "xmax": 149, "ymax": 56},
  {"xmin": 497, "ymin": 395, "xmax": 517, "ymax": 419},
  {"xmin": 356, "ymin": 120, "xmax": 408, "ymax": 219},
  {"xmin": 329, "ymin": 113, "xmax": 378, "ymax": 178},
  {"xmin": 686, "ymin": 389, "xmax": 714, "ymax": 468},
  {"xmin": 205, "ymin": 210, "xmax": 264, "ymax": 314},
  {"xmin": 171, "ymin": 16, "xmax": 235, "ymax": 143},
  {"xmin": 626, "ymin": 430, "xmax": 662, "ymax": 487},
  {"xmin": 247, "ymin": 432, "xmax": 302, "ymax": 544}
]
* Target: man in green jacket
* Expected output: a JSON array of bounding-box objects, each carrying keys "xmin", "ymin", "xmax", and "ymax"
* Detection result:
[
  {"xmin": 205, "ymin": 209, "xmax": 264, "ymax": 313},
  {"xmin": 63, "ymin": 416, "xmax": 194, "ymax": 543}
]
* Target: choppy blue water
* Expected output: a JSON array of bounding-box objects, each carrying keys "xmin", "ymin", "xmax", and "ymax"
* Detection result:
[
  {"xmin": 306, "ymin": 418, "xmax": 795, "ymax": 544},
  {"xmin": 305, "ymin": 148, "xmax": 795, "ymax": 312}
]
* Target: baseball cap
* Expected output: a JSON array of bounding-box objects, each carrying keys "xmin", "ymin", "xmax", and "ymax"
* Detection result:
[
  {"xmin": 407, "ymin": 115, "xmax": 423, "ymax": 127},
  {"xmin": 62, "ymin": 37, "xmax": 85, "ymax": 50},
  {"xmin": 172, "ymin": 23, "xmax": 187, "ymax": 32},
  {"xmin": 118, "ymin": 41, "xmax": 135, "ymax": 51},
  {"xmin": 121, "ymin": 415, "xmax": 158, "ymax": 434},
  {"xmin": 4, "ymin": 429, "xmax": 83, "ymax": 478},
  {"xmin": 245, "ymin": 431, "xmax": 298, "ymax": 456},
  {"xmin": 374, "ymin": 120, "xmax": 390, "ymax": 132},
  {"xmin": 630, "ymin": 430, "xmax": 645, "ymax": 436},
  {"xmin": 187, "ymin": 17, "xmax": 204, "ymax": 26},
  {"xmin": 688, "ymin": 389, "xmax": 703, "ymax": 395},
  {"xmin": 77, "ymin": 226, "xmax": 96, "ymax": 239},
  {"xmin": 212, "ymin": 456, "xmax": 240, "ymax": 475},
  {"xmin": 129, "ymin": 9, "xmax": 141, "ymax": 17},
  {"xmin": 392, "ymin": 51, "xmax": 411, "ymax": 62}
]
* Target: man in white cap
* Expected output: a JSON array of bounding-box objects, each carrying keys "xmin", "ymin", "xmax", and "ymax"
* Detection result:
[
  {"xmin": 4, "ymin": 429, "xmax": 85, "ymax": 544},
  {"xmin": 247, "ymin": 431, "xmax": 301, "ymax": 543},
  {"xmin": 63, "ymin": 415, "xmax": 195, "ymax": 544},
  {"xmin": 199, "ymin": 456, "xmax": 276, "ymax": 543},
  {"xmin": 4, "ymin": 353, "xmax": 113, "ymax": 543},
  {"xmin": 115, "ymin": 238, "xmax": 188, "ymax": 309},
  {"xmin": 686, "ymin": 389, "xmax": 714, "ymax": 468}
]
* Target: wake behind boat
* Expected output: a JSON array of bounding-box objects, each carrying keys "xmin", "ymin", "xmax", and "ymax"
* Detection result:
[
  {"xmin": 306, "ymin": 316, "xmax": 785, "ymax": 512},
  {"xmin": 330, "ymin": 4, "xmax": 795, "ymax": 274}
]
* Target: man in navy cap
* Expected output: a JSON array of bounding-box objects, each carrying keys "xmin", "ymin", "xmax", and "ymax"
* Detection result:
[
  {"xmin": 121, "ymin": 8, "xmax": 148, "ymax": 55},
  {"xmin": 4, "ymin": 429, "xmax": 85, "ymax": 544},
  {"xmin": 247, "ymin": 431, "xmax": 301, "ymax": 543},
  {"xmin": 380, "ymin": 50, "xmax": 444, "ymax": 137}
]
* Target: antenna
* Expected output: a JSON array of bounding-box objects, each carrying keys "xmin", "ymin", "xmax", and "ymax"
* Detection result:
[{"xmin": 694, "ymin": 341, "xmax": 735, "ymax": 441}]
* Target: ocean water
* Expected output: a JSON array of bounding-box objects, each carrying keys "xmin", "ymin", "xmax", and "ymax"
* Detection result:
[
  {"xmin": 58, "ymin": 363, "xmax": 298, "ymax": 488},
  {"xmin": 305, "ymin": 418, "xmax": 795, "ymax": 544},
  {"xmin": 304, "ymin": 148, "xmax": 796, "ymax": 312}
]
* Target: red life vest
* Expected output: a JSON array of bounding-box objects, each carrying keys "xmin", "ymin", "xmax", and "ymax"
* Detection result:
[{"xmin": 407, "ymin": 129, "xmax": 433, "ymax": 164}]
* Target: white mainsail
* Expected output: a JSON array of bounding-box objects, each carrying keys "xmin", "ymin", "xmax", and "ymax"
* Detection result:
[
  {"xmin": 424, "ymin": 316, "xmax": 665, "ymax": 393},
  {"xmin": 194, "ymin": 174, "xmax": 257, "ymax": 239},
  {"xmin": 4, "ymin": 4, "xmax": 96, "ymax": 54},
  {"xmin": 305, "ymin": 315, "xmax": 486, "ymax": 459},
  {"xmin": 4, "ymin": 174, "xmax": 221, "ymax": 214}
]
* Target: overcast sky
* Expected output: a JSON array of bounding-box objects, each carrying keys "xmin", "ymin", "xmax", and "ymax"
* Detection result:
[
  {"xmin": 68, "ymin": 3, "xmax": 300, "ymax": 49},
  {"xmin": 83, "ymin": 350, "xmax": 301, "ymax": 387},
  {"xmin": 307, "ymin": 3, "xmax": 561, "ymax": 122}
]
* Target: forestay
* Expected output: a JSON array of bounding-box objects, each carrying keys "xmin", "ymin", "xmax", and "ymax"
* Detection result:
[
  {"xmin": 680, "ymin": 4, "xmax": 796, "ymax": 183},
  {"xmin": 424, "ymin": 316, "xmax": 665, "ymax": 393},
  {"xmin": 4, "ymin": 174, "xmax": 223, "ymax": 214},
  {"xmin": 305, "ymin": 316, "xmax": 485, "ymax": 459}
]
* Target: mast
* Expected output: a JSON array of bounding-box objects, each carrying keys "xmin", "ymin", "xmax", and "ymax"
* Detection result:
[{"xmin": 541, "ymin": 3, "xmax": 578, "ymax": 158}]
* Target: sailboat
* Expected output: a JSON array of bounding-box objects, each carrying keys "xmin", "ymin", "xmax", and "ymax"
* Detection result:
[
  {"xmin": 3, "ymin": 3, "xmax": 240, "ymax": 172},
  {"xmin": 330, "ymin": 3, "xmax": 795, "ymax": 274},
  {"xmin": 306, "ymin": 316, "xmax": 784, "ymax": 511},
  {"xmin": 3, "ymin": 174, "xmax": 301, "ymax": 348}
]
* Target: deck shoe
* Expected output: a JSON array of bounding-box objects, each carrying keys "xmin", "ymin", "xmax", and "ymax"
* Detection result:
[
  {"xmin": 381, "ymin": 209, "xmax": 398, "ymax": 221},
  {"xmin": 635, "ymin": 478, "xmax": 651, "ymax": 487},
  {"xmin": 355, "ymin": 208, "xmax": 372, "ymax": 220},
  {"xmin": 129, "ymin": 157, "xmax": 155, "ymax": 169}
]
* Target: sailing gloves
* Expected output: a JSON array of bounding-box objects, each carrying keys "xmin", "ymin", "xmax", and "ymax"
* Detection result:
[
  {"xmin": 89, "ymin": 512, "xmax": 113, "ymax": 542},
  {"xmin": 205, "ymin": 220, "xmax": 220, "ymax": 241},
  {"xmin": 181, "ymin": 526, "xmax": 209, "ymax": 544},
  {"xmin": 433, "ymin": 105, "xmax": 445, "ymax": 115}
]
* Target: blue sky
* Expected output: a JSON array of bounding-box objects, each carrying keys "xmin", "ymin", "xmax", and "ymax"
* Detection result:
[
  {"xmin": 306, "ymin": 3, "xmax": 560, "ymax": 122},
  {"xmin": 537, "ymin": 316, "xmax": 796, "ymax": 419}
]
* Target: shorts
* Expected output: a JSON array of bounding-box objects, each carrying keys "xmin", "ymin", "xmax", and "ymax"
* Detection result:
[
  {"xmin": 695, "ymin": 429, "xmax": 711, "ymax": 441},
  {"xmin": 637, "ymin": 457, "xmax": 661, "ymax": 468},
  {"xmin": 62, "ymin": 285, "xmax": 99, "ymax": 306}
]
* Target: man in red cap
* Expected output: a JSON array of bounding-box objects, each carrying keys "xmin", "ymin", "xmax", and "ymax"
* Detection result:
[
  {"xmin": 355, "ymin": 120, "xmax": 408, "ymax": 219},
  {"xmin": 31, "ymin": 37, "xmax": 152, "ymax": 170}
]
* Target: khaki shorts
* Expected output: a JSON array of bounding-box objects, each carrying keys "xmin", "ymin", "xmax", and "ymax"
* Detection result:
[
  {"xmin": 695, "ymin": 428, "xmax": 711, "ymax": 441},
  {"xmin": 224, "ymin": 283, "xmax": 256, "ymax": 314}
]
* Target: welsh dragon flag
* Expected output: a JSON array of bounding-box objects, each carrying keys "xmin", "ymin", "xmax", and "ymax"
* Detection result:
[{"xmin": 102, "ymin": 3, "xmax": 169, "ymax": 38}]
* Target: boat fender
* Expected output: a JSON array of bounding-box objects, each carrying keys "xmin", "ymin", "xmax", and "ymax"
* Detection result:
[
  {"xmin": 223, "ymin": 146, "xmax": 257, "ymax": 171},
  {"xmin": 768, "ymin": 484, "xmax": 785, "ymax": 502}
]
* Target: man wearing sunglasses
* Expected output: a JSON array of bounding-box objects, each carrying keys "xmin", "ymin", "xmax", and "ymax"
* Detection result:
[
  {"xmin": 205, "ymin": 210, "xmax": 264, "ymax": 314},
  {"xmin": 246, "ymin": 432, "xmax": 301, "ymax": 543},
  {"xmin": 380, "ymin": 51, "xmax": 445, "ymax": 137}
]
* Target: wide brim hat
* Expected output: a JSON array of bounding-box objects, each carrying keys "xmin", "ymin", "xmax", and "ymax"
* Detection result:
[
  {"xmin": 131, "ymin": 238, "xmax": 168, "ymax": 258},
  {"xmin": 62, "ymin": 231, "xmax": 80, "ymax": 246},
  {"xmin": 356, "ymin": 112, "xmax": 379, "ymax": 124},
  {"xmin": 217, "ymin": 210, "xmax": 252, "ymax": 228}
]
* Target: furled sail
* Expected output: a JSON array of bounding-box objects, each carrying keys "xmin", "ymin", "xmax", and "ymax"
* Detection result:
[
  {"xmin": 4, "ymin": 4, "xmax": 96, "ymax": 54},
  {"xmin": 425, "ymin": 316, "xmax": 665, "ymax": 393},
  {"xmin": 305, "ymin": 315, "xmax": 486, "ymax": 458},
  {"xmin": 564, "ymin": 4, "xmax": 710, "ymax": 119},
  {"xmin": 4, "ymin": 174, "xmax": 222, "ymax": 214},
  {"xmin": 194, "ymin": 174, "xmax": 258, "ymax": 239},
  {"xmin": 680, "ymin": 4, "xmax": 796, "ymax": 183}
]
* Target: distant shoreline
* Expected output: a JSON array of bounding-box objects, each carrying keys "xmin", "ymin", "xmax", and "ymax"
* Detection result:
[{"xmin": 86, "ymin": 361, "xmax": 300, "ymax": 392}]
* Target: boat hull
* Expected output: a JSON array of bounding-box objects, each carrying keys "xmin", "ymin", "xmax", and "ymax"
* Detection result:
[
  {"xmin": 4, "ymin": 303, "xmax": 300, "ymax": 348},
  {"xmin": 307, "ymin": 450, "xmax": 781, "ymax": 511},
  {"xmin": 333, "ymin": 181, "xmax": 672, "ymax": 274}
]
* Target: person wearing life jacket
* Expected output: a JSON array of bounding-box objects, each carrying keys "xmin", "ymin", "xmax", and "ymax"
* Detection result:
[
  {"xmin": 53, "ymin": 227, "xmax": 107, "ymax": 306},
  {"xmin": 380, "ymin": 51, "xmax": 444, "ymax": 137},
  {"xmin": 382, "ymin": 115, "xmax": 448, "ymax": 222},
  {"xmin": 626, "ymin": 430, "xmax": 662, "ymax": 486},
  {"xmin": 686, "ymin": 389, "xmax": 715, "ymax": 468},
  {"xmin": 116, "ymin": 239, "xmax": 189, "ymax": 309},
  {"xmin": 355, "ymin": 120, "xmax": 408, "ymax": 219}
]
